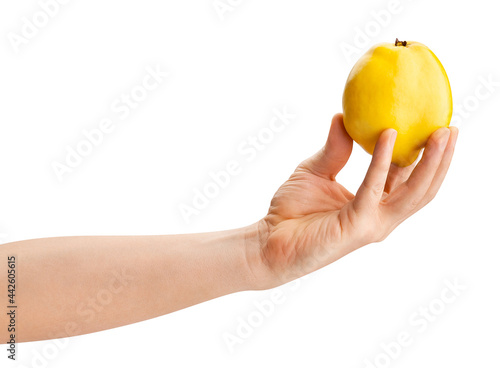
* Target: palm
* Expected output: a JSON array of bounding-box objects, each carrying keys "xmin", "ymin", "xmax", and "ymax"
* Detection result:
[
  {"xmin": 271, "ymin": 169, "xmax": 353, "ymax": 219},
  {"xmin": 262, "ymin": 165, "xmax": 357, "ymax": 282}
]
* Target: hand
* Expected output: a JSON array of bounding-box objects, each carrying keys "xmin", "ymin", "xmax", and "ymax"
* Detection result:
[{"xmin": 254, "ymin": 113, "xmax": 458, "ymax": 288}]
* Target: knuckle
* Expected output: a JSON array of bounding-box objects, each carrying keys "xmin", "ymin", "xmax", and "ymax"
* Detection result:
[
  {"xmin": 362, "ymin": 180, "xmax": 384, "ymax": 197},
  {"xmin": 429, "ymin": 135, "xmax": 441, "ymax": 148},
  {"xmin": 371, "ymin": 182, "xmax": 385, "ymax": 196}
]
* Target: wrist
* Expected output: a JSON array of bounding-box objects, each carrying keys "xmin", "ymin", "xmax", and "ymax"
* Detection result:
[{"xmin": 241, "ymin": 220, "xmax": 275, "ymax": 291}]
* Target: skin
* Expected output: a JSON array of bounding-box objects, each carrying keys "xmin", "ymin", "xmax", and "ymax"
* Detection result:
[{"xmin": 0, "ymin": 114, "xmax": 458, "ymax": 343}]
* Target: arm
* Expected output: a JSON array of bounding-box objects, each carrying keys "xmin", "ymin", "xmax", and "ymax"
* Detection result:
[
  {"xmin": 1, "ymin": 113, "xmax": 458, "ymax": 343},
  {"xmin": 0, "ymin": 225, "xmax": 267, "ymax": 343}
]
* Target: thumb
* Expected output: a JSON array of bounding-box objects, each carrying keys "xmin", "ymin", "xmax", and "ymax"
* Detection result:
[{"xmin": 302, "ymin": 113, "xmax": 353, "ymax": 180}]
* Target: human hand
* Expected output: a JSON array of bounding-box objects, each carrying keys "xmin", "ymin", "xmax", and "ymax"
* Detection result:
[{"xmin": 252, "ymin": 113, "xmax": 458, "ymax": 288}]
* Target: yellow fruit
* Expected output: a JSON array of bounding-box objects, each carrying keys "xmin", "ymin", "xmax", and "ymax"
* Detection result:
[{"xmin": 342, "ymin": 39, "xmax": 452, "ymax": 166}]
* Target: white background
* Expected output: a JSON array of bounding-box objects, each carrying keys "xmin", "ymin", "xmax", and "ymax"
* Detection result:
[{"xmin": 1, "ymin": 0, "xmax": 499, "ymax": 367}]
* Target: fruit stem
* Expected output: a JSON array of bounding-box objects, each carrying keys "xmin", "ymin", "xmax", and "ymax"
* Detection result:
[{"xmin": 395, "ymin": 38, "xmax": 407, "ymax": 46}]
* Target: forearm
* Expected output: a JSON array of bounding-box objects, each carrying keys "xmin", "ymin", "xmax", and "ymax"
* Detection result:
[{"xmin": 0, "ymin": 223, "xmax": 265, "ymax": 343}]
